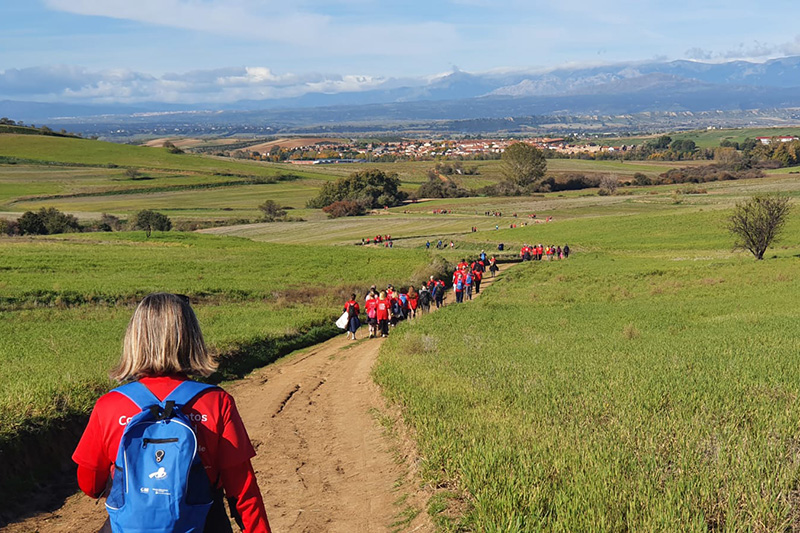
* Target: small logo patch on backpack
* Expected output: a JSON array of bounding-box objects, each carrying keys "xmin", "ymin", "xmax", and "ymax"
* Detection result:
[{"xmin": 149, "ymin": 467, "xmax": 167, "ymax": 480}]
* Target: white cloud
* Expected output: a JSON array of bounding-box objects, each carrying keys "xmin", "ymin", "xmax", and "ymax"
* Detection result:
[
  {"xmin": 686, "ymin": 38, "xmax": 796, "ymax": 62},
  {"xmin": 0, "ymin": 64, "xmax": 398, "ymax": 104},
  {"xmin": 780, "ymin": 35, "xmax": 800, "ymax": 56}
]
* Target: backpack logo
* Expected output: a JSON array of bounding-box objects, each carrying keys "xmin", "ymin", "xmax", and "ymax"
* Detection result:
[
  {"xmin": 155, "ymin": 450, "xmax": 165, "ymax": 463},
  {"xmin": 149, "ymin": 467, "xmax": 167, "ymax": 480}
]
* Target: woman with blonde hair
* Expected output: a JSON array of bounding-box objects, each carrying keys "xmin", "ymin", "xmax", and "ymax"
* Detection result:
[{"xmin": 72, "ymin": 293, "xmax": 271, "ymax": 532}]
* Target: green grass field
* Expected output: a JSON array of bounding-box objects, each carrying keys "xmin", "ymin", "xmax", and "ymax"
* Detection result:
[
  {"xmin": 0, "ymin": 133, "xmax": 724, "ymax": 223},
  {"xmin": 0, "ymin": 134, "xmax": 317, "ymax": 177},
  {"xmin": 593, "ymin": 126, "xmax": 800, "ymax": 149},
  {"xmin": 3, "ymin": 130, "xmax": 800, "ymax": 529},
  {"xmin": 375, "ymin": 206, "xmax": 800, "ymax": 531},
  {"xmin": 0, "ymin": 134, "xmax": 341, "ymax": 219},
  {"xmin": 0, "ymin": 232, "xmax": 439, "ymax": 440}
]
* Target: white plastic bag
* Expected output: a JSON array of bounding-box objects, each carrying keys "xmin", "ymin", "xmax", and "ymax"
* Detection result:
[{"xmin": 335, "ymin": 311, "xmax": 349, "ymax": 329}]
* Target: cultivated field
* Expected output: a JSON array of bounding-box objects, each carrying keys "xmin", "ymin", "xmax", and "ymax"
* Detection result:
[
  {"xmin": 0, "ymin": 133, "xmax": 729, "ymax": 223},
  {"xmin": 235, "ymin": 137, "xmax": 347, "ymax": 153}
]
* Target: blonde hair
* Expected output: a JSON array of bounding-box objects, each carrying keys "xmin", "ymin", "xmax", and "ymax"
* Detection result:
[{"xmin": 110, "ymin": 293, "xmax": 217, "ymax": 381}]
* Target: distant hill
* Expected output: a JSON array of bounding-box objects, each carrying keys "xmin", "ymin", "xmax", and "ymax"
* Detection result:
[{"xmin": 5, "ymin": 56, "xmax": 800, "ymax": 136}]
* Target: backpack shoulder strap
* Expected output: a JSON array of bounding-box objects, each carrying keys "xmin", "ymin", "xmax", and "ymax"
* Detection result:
[
  {"xmin": 113, "ymin": 381, "xmax": 161, "ymax": 410},
  {"xmin": 166, "ymin": 380, "xmax": 217, "ymax": 407}
]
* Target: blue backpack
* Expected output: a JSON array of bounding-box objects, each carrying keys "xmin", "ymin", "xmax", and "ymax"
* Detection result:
[
  {"xmin": 456, "ymin": 278, "xmax": 464, "ymax": 291},
  {"xmin": 105, "ymin": 380, "xmax": 217, "ymax": 533},
  {"xmin": 390, "ymin": 299, "xmax": 404, "ymax": 318}
]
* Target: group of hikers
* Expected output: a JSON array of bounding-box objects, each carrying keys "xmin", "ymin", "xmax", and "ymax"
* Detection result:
[
  {"xmin": 362, "ymin": 234, "xmax": 392, "ymax": 245},
  {"xmin": 426, "ymin": 239, "xmax": 455, "ymax": 249},
  {"xmin": 520, "ymin": 243, "xmax": 570, "ymax": 261},
  {"xmin": 449, "ymin": 253, "xmax": 496, "ymax": 303},
  {"xmin": 341, "ymin": 251, "xmax": 499, "ymax": 339}
]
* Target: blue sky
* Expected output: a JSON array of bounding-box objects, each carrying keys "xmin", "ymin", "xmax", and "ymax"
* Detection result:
[{"xmin": 2, "ymin": 0, "xmax": 800, "ymax": 104}]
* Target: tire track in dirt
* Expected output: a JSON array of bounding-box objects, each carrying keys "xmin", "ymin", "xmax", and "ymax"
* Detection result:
[{"xmin": 2, "ymin": 264, "xmax": 507, "ymax": 533}]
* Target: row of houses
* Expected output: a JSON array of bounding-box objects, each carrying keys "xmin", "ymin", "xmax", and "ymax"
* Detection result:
[{"xmin": 270, "ymin": 137, "xmax": 636, "ymax": 163}]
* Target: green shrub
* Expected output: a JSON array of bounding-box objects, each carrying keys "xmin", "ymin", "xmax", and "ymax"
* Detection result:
[
  {"xmin": 130, "ymin": 209, "xmax": 172, "ymax": 236},
  {"xmin": 0, "ymin": 218, "xmax": 20, "ymax": 236},
  {"xmin": 17, "ymin": 207, "xmax": 82, "ymax": 235},
  {"xmin": 38, "ymin": 207, "xmax": 82, "ymax": 234},
  {"xmin": 17, "ymin": 211, "xmax": 46, "ymax": 235},
  {"xmin": 417, "ymin": 176, "xmax": 472, "ymax": 198},
  {"xmin": 307, "ymin": 168, "xmax": 407, "ymax": 209}
]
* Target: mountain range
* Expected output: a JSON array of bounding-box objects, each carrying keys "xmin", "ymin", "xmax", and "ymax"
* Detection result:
[{"xmin": 4, "ymin": 56, "xmax": 800, "ymax": 134}]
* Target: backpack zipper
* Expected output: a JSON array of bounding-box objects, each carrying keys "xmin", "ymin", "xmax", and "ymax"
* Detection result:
[{"xmin": 142, "ymin": 437, "xmax": 179, "ymax": 448}]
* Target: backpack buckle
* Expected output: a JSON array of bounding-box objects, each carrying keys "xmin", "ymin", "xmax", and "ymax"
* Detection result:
[{"xmin": 149, "ymin": 400, "xmax": 176, "ymax": 421}]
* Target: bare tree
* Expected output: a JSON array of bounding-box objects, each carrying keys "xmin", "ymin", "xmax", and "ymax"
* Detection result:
[
  {"xmin": 727, "ymin": 195, "xmax": 791, "ymax": 260},
  {"xmin": 599, "ymin": 174, "xmax": 619, "ymax": 195},
  {"xmin": 258, "ymin": 200, "xmax": 287, "ymax": 222},
  {"xmin": 124, "ymin": 168, "xmax": 141, "ymax": 180}
]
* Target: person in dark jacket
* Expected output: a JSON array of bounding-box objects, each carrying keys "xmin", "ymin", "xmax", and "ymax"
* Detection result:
[{"xmin": 344, "ymin": 294, "xmax": 361, "ymax": 340}]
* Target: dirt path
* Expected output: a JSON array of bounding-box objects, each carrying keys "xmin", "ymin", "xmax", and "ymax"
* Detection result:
[{"xmin": 3, "ymin": 266, "xmax": 506, "ymax": 533}]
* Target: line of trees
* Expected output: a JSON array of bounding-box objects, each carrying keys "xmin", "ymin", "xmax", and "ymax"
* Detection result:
[{"xmin": 0, "ymin": 208, "xmax": 172, "ymax": 237}]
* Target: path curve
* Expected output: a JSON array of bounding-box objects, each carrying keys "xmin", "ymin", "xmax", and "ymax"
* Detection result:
[{"xmin": 2, "ymin": 265, "xmax": 507, "ymax": 533}]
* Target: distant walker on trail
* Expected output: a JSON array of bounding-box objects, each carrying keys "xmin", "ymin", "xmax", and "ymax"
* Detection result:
[{"xmin": 344, "ymin": 294, "xmax": 361, "ymax": 340}]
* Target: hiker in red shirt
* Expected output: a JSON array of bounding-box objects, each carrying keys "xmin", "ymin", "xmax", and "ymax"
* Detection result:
[
  {"xmin": 489, "ymin": 256, "xmax": 498, "ymax": 277},
  {"xmin": 343, "ymin": 294, "xmax": 361, "ymax": 340},
  {"xmin": 464, "ymin": 268, "xmax": 474, "ymax": 301},
  {"xmin": 407, "ymin": 285, "xmax": 419, "ymax": 319},
  {"xmin": 376, "ymin": 291, "xmax": 390, "ymax": 337},
  {"xmin": 453, "ymin": 269, "xmax": 465, "ymax": 303},
  {"xmin": 365, "ymin": 290, "xmax": 378, "ymax": 338},
  {"xmin": 390, "ymin": 289, "xmax": 404, "ymax": 327},
  {"xmin": 472, "ymin": 265, "xmax": 483, "ymax": 294},
  {"xmin": 72, "ymin": 293, "xmax": 271, "ymax": 533},
  {"xmin": 435, "ymin": 279, "xmax": 446, "ymax": 308}
]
